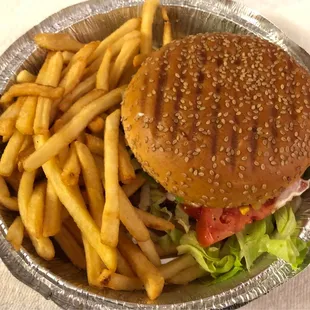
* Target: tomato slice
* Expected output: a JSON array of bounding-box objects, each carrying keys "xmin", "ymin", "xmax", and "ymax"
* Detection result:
[{"xmin": 183, "ymin": 200, "xmax": 276, "ymax": 247}]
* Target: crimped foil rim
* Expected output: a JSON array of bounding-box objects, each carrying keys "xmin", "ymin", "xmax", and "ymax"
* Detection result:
[{"xmin": 0, "ymin": 1, "xmax": 310, "ymax": 309}]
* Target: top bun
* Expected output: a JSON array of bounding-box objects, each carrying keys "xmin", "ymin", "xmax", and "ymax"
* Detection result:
[{"xmin": 122, "ymin": 33, "xmax": 310, "ymax": 208}]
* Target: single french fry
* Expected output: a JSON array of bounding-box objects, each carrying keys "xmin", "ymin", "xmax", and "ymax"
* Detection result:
[
  {"xmin": 135, "ymin": 208, "xmax": 175, "ymax": 231},
  {"xmin": 62, "ymin": 51, "xmax": 75, "ymax": 64},
  {"xmin": 87, "ymin": 18, "xmax": 141, "ymax": 64},
  {"xmin": 61, "ymin": 143, "xmax": 81, "ymax": 186},
  {"xmin": 61, "ymin": 41, "xmax": 99, "ymax": 78},
  {"xmin": 93, "ymin": 154, "xmax": 105, "ymax": 186},
  {"xmin": 133, "ymin": 54, "xmax": 147, "ymax": 67},
  {"xmin": 96, "ymin": 48, "xmax": 112, "ymax": 91},
  {"xmin": 54, "ymin": 226, "xmax": 86, "ymax": 269},
  {"xmin": 75, "ymin": 141, "xmax": 104, "ymax": 228},
  {"xmin": 168, "ymin": 264, "xmax": 207, "ymax": 284},
  {"xmin": 155, "ymin": 243, "xmax": 177, "ymax": 258},
  {"xmin": 87, "ymin": 116, "xmax": 104, "ymax": 134},
  {"xmin": 0, "ymin": 195, "xmax": 18, "ymax": 211},
  {"xmin": 140, "ymin": 0, "xmax": 160, "ymax": 55},
  {"xmin": 85, "ymin": 133, "xmax": 104, "ymax": 156},
  {"xmin": 36, "ymin": 52, "xmax": 54, "ymax": 84},
  {"xmin": 117, "ymin": 249, "xmax": 135, "ymax": 277},
  {"xmin": 29, "ymin": 234, "xmax": 55, "ymax": 260},
  {"xmin": 58, "ymin": 145, "xmax": 70, "ymax": 168},
  {"xmin": 33, "ymin": 51, "xmax": 64, "ymax": 134},
  {"xmin": 33, "ymin": 134, "xmax": 117, "ymax": 271},
  {"xmin": 6, "ymin": 216, "xmax": 24, "ymax": 251},
  {"xmin": 98, "ymin": 269, "xmax": 143, "ymax": 291},
  {"xmin": 118, "ymin": 230, "xmax": 164, "ymax": 300},
  {"xmin": 24, "ymin": 86, "xmax": 125, "ymax": 172},
  {"xmin": 159, "ymin": 254, "xmax": 196, "ymax": 280},
  {"xmin": 59, "ymin": 89, "xmax": 106, "ymax": 125},
  {"xmin": 0, "ymin": 97, "xmax": 25, "ymax": 136},
  {"xmin": 0, "ymin": 130, "xmax": 25, "ymax": 176},
  {"xmin": 27, "ymin": 181, "xmax": 47, "ymax": 238},
  {"xmin": 119, "ymin": 187, "xmax": 150, "ymax": 242},
  {"xmin": 101, "ymin": 109, "xmax": 121, "ymax": 247},
  {"xmin": 2, "ymin": 135, "xmax": 11, "ymax": 143},
  {"xmin": 18, "ymin": 171, "xmax": 36, "ymax": 231},
  {"xmin": 109, "ymin": 38, "xmax": 140, "ymax": 89},
  {"xmin": 43, "ymin": 180, "xmax": 62, "ymax": 237},
  {"xmin": 122, "ymin": 173, "xmax": 146, "ymax": 197},
  {"xmin": 58, "ymin": 73, "xmax": 96, "ymax": 113},
  {"xmin": 59, "ymin": 59, "xmax": 86, "ymax": 99},
  {"xmin": 0, "ymin": 176, "xmax": 10, "ymax": 197},
  {"xmin": 161, "ymin": 7, "xmax": 172, "ymax": 46},
  {"xmin": 0, "ymin": 83, "xmax": 64, "ymax": 103},
  {"xmin": 83, "ymin": 235, "xmax": 104, "ymax": 286},
  {"xmin": 138, "ymin": 239, "xmax": 161, "ymax": 267},
  {"xmin": 63, "ymin": 216, "xmax": 83, "ymax": 245},
  {"xmin": 34, "ymin": 33, "xmax": 84, "ymax": 52},
  {"xmin": 118, "ymin": 137, "xmax": 135, "ymax": 184},
  {"xmin": 16, "ymin": 70, "xmax": 36, "ymax": 83}
]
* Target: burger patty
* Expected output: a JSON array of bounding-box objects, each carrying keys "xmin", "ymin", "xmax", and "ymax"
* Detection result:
[{"xmin": 122, "ymin": 33, "xmax": 310, "ymax": 208}]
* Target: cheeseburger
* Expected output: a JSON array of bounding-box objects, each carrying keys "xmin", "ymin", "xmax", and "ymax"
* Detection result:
[{"xmin": 122, "ymin": 33, "xmax": 310, "ymax": 248}]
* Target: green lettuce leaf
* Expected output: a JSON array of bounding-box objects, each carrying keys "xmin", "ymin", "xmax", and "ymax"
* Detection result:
[{"xmin": 175, "ymin": 204, "xmax": 190, "ymax": 233}]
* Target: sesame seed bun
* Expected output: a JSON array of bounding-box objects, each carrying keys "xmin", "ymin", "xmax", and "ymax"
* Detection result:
[{"xmin": 122, "ymin": 33, "xmax": 310, "ymax": 208}]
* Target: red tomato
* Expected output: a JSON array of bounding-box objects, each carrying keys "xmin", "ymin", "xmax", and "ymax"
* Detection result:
[{"xmin": 183, "ymin": 200, "xmax": 276, "ymax": 247}]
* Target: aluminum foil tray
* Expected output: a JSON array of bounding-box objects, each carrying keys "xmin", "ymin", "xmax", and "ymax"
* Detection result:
[{"xmin": 1, "ymin": 0, "xmax": 310, "ymax": 309}]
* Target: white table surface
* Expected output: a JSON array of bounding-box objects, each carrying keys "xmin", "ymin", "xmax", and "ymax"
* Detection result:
[{"xmin": 1, "ymin": 0, "xmax": 310, "ymax": 309}]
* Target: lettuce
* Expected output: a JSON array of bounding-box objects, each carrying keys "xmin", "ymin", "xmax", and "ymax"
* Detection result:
[
  {"xmin": 236, "ymin": 205, "xmax": 308, "ymax": 270},
  {"xmin": 177, "ymin": 231, "xmax": 241, "ymax": 278},
  {"xmin": 175, "ymin": 204, "xmax": 190, "ymax": 233}
]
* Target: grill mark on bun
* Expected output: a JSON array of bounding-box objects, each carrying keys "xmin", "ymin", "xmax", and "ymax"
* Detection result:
[
  {"xmin": 189, "ymin": 42, "xmax": 207, "ymax": 140},
  {"xmin": 139, "ymin": 71, "xmax": 149, "ymax": 114},
  {"xmin": 153, "ymin": 49, "xmax": 170, "ymax": 136}
]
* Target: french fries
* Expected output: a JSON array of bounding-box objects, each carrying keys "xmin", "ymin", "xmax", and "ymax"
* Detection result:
[
  {"xmin": 98, "ymin": 270, "xmax": 143, "ymax": 291},
  {"xmin": 0, "ymin": 176, "xmax": 10, "ymax": 197},
  {"xmin": 59, "ymin": 89, "xmax": 105, "ymax": 125},
  {"xmin": 29, "ymin": 235, "xmax": 55, "ymax": 261},
  {"xmin": 27, "ymin": 181, "xmax": 47, "ymax": 238},
  {"xmin": 34, "ymin": 33, "xmax": 84, "ymax": 52},
  {"xmin": 116, "ymin": 249, "xmax": 135, "ymax": 277},
  {"xmin": 140, "ymin": 0, "xmax": 160, "ymax": 55},
  {"xmin": 138, "ymin": 239, "xmax": 161, "ymax": 267},
  {"xmin": 162, "ymin": 7, "xmax": 172, "ymax": 45},
  {"xmin": 0, "ymin": 195, "xmax": 18, "ymax": 211},
  {"xmin": 96, "ymin": 48, "xmax": 112, "ymax": 91},
  {"xmin": 33, "ymin": 135, "xmax": 117, "ymax": 271},
  {"xmin": 23, "ymin": 86, "xmax": 125, "ymax": 171},
  {"xmin": 75, "ymin": 141, "xmax": 104, "ymax": 228},
  {"xmin": 101, "ymin": 109, "xmax": 121, "ymax": 247},
  {"xmin": 0, "ymin": 83, "xmax": 64, "ymax": 103},
  {"xmin": 118, "ymin": 229, "xmax": 164, "ymax": 300},
  {"xmin": 159, "ymin": 254, "xmax": 196, "ymax": 280},
  {"xmin": 62, "ymin": 51, "xmax": 75, "ymax": 64},
  {"xmin": 6, "ymin": 216, "xmax": 24, "ymax": 251},
  {"xmin": 0, "ymin": 97, "xmax": 24, "ymax": 136},
  {"xmin": 33, "ymin": 51, "xmax": 64, "ymax": 134},
  {"xmin": 87, "ymin": 18, "xmax": 141, "ymax": 64},
  {"xmin": 168, "ymin": 264, "xmax": 207, "ymax": 284},
  {"xmin": 87, "ymin": 116, "xmax": 104, "ymax": 134},
  {"xmin": 0, "ymin": 130, "xmax": 25, "ymax": 176},
  {"xmin": 119, "ymin": 187, "xmax": 150, "ymax": 242},
  {"xmin": 155, "ymin": 243, "xmax": 177, "ymax": 258},
  {"xmin": 135, "ymin": 208, "xmax": 175, "ymax": 231},
  {"xmin": 109, "ymin": 38, "xmax": 140, "ymax": 89},
  {"xmin": 118, "ymin": 136, "xmax": 136, "ymax": 184},
  {"xmin": 58, "ymin": 73, "xmax": 96, "ymax": 113},
  {"xmin": 61, "ymin": 143, "xmax": 81, "ymax": 186},
  {"xmin": 122, "ymin": 173, "xmax": 146, "ymax": 197},
  {"xmin": 54, "ymin": 226, "xmax": 86, "ymax": 269},
  {"xmin": 64, "ymin": 216, "xmax": 83, "ymax": 246},
  {"xmin": 43, "ymin": 180, "xmax": 62, "ymax": 237},
  {"xmin": 16, "ymin": 70, "xmax": 36, "ymax": 83},
  {"xmin": 85, "ymin": 133, "xmax": 104, "ymax": 156}
]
